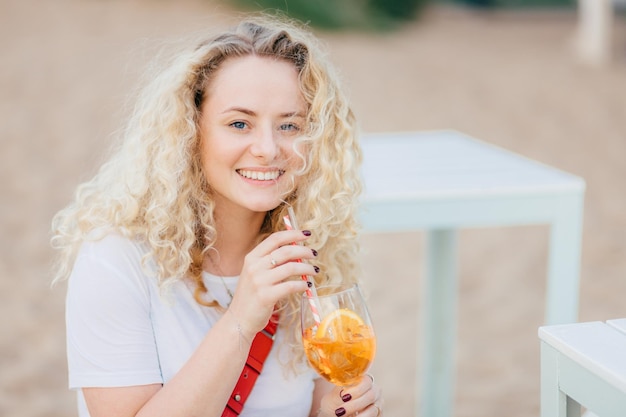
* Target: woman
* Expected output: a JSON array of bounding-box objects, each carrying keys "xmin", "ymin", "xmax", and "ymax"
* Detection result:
[{"xmin": 52, "ymin": 15, "xmax": 382, "ymax": 417}]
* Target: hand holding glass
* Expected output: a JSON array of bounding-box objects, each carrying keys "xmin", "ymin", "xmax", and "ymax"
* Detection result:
[{"xmin": 301, "ymin": 284, "xmax": 376, "ymax": 387}]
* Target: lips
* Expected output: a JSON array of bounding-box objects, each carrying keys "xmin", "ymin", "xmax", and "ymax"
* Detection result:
[{"xmin": 236, "ymin": 169, "xmax": 284, "ymax": 181}]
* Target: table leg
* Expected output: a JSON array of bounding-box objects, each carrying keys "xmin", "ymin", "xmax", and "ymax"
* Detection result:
[
  {"xmin": 577, "ymin": 0, "xmax": 613, "ymax": 66},
  {"xmin": 420, "ymin": 229, "xmax": 457, "ymax": 417},
  {"xmin": 545, "ymin": 193, "xmax": 584, "ymax": 324},
  {"xmin": 540, "ymin": 341, "xmax": 582, "ymax": 417}
]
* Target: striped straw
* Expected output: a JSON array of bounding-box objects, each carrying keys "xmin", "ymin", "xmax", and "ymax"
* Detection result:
[{"xmin": 283, "ymin": 207, "xmax": 321, "ymax": 326}]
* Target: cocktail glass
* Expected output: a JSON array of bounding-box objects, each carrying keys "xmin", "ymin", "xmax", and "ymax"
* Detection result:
[{"xmin": 301, "ymin": 284, "xmax": 376, "ymax": 387}]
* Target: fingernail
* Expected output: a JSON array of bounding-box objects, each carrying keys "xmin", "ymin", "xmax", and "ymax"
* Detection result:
[
  {"xmin": 335, "ymin": 407, "xmax": 346, "ymax": 417},
  {"xmin": 302, "ymin": 230, "xmax": 312, "ymax": 236},
  {"xmin": 311, "ymin": 248, "xmax": 318, "ymax": 256},
  {"xmin": 307, "ymin": 281, "xmax": 313, "ymax": 288},
  {"xmin": 313, "ymin": 266, "xmax": 320, "ymax": 273},
  {"xmin": 341, "ymin": 393, "xmax": 352, "ymax": 402}
]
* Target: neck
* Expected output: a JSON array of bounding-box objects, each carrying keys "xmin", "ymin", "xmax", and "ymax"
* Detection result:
[{"xmin": 206, "ymin": 207, "xmax": 268, "ymax": 276}]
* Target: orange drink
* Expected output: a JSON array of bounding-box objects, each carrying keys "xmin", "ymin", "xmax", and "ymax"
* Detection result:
[{"xmin": 302, "ymin": 307, "xmax": 376, "ymax": 386}]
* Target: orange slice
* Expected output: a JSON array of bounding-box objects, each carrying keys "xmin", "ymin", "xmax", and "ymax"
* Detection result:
[{"xmin": 315, "ymin": 308, "xmax": 365, "ymax": 339}]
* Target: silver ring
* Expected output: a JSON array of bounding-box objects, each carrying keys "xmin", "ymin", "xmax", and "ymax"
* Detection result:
[
  {"xmin": 270, "ymin": 257, "xmax": 277, "ymax": 267},
  {"xmin": 367, "ymin": 373, "xmax": 375, "ymax": 384}
]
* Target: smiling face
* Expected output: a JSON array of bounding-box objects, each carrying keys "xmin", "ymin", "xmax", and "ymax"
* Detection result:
[{"xmin": 198, "ymin": 55, "xmax": 307, "ymax": 218}]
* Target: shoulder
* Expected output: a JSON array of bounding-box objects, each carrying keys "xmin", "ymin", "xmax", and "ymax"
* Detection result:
[
  {"xmin": 79, "ymin": 231, "xmax": 147, "ymax": 258},
  {"xmin": 78, "ymin": 232, "xmax": 154, "ymax": 273},
  {"xmin": 70, "ymin": 232, "xmax": 157, "ymax": 297},
  {"xmin": 66, "ymin": 235, "xmax": 165, "ymax": 389}
]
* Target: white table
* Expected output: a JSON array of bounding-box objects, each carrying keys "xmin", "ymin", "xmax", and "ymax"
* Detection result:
[
  {"xmin": 540, "ymin": 320, "xmax": 626, "ymax": 417},
  {"xmin": 359, "ymin": 130, "xmax": 586, "ymax": 417}
]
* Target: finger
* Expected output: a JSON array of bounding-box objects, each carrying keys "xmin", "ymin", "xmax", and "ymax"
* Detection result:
[
  {"xmin": 240, "ymin": 231, "xmax": 314, "ymax": 284},
  {"xmin": 269, "ymin": 244, "xmax": 318, "ymax": 267},
  {"xmin": 255, "ymin": 229, "xmax": 312, "ymax": 255},
  {"xmin": 340, "ymin": 374, "xmax": 374, "ymax": 399},
  {"xmin": 364, "ymin": 403, "xmax": 382, "ymax": 416},
  {"xmin": 265, "ymin": 277, "xmax": 310, "ymax": 301},
  {"xmin": 338, "ymin": 376, "xmax": 380, "ymax": 416},
  {"xmin": 270, "ymin": 262, "xmax": 319, "ymax": 284}
]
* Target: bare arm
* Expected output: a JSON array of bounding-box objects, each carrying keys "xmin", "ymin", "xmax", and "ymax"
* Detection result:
[
  {"xmin": 81, "ymin": 229, "xmax": 314, "ymax": 417},
  {"xmin": 84, "ymin": 309, "xmax": 250, "ymax": 417}
]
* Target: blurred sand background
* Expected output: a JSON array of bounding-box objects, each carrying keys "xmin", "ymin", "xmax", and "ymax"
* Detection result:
[{"xmin": 2, "ymin": 0, "xmax": 625, "ymax": 416}]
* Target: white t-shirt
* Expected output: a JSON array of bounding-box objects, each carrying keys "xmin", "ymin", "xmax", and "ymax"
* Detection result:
[{"xmin": 66, "ymin": 233, "xmax": 317, "ymax": 417}]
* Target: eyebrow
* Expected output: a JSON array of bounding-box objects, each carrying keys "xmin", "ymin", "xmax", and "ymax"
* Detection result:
[
  {"xmin": 222, "ymin": 107, "xmax": 255, "ymax": 116},
  {"xmin": 222, "ymin": 107, "xmax": 305, "ymax": 118}
]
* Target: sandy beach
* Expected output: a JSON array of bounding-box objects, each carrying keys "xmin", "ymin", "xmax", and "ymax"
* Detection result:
[{"xmin": 2, "ymin": 0, "xmax": 626, "ymax": 415}]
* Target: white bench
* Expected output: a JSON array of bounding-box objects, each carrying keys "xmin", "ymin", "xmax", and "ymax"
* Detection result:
[
  {"xmin": 539, "ymin": 319, "xmax": 626, "ymax": 417},
  {"xmin": 359, "ymin": 130, "xmax": 586, "ymax": 417}
]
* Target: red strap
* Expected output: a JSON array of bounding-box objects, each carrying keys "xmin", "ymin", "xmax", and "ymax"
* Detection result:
[{"xmin": 222, "ymin": 313, "xmax": 279, "ymax": 417}]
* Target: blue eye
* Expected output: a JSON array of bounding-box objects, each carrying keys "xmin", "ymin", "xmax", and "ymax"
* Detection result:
[
  {"xmin": 231, "ymin": 121, "xmax": 247, "ymax": 130},
  {"xmin": 280, "ymin": 123, "xmax": 300, "ymax": 132}
]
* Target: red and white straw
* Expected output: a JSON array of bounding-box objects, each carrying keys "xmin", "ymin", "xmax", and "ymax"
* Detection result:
[{"xmin": 284, "ymin": 207, "xmax": 321, "ymax": 326}]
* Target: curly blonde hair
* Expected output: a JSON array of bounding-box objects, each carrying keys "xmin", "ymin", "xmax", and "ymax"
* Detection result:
[{"xmin": 51, "ymin": 15, "xmax": 362, "ymax": 355}]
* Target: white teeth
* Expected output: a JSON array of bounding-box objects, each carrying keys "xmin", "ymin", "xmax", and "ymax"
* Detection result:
[{"xmin": 238, "ymin": 170, "xmax": 282, "ymax": 181}]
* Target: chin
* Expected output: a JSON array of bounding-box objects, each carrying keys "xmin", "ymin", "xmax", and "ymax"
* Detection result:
[{"xmin": 246, "ymin": 200, "xmax": 284, "ymax": 214}]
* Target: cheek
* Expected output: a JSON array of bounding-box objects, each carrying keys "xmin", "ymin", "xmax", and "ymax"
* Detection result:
[
  {"xmin": 282, "ymin": 145, "xmax": 308, "ymax": 192},
  {"xmin": 198, "ymin": 139, "xmax": 221, "ymax": 182},
  {"xmin": 284, "ymin": 141, "xmax": 308, "ymax": 170},
  {"xmin": 198, "ymin": 140, "xmax": 211, "ymax": 173}
]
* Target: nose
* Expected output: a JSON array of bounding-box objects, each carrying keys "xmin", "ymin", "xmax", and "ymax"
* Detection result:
[{"xmin": 249, "ymin": 125, "xmax": 279, "ymax": 160}]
